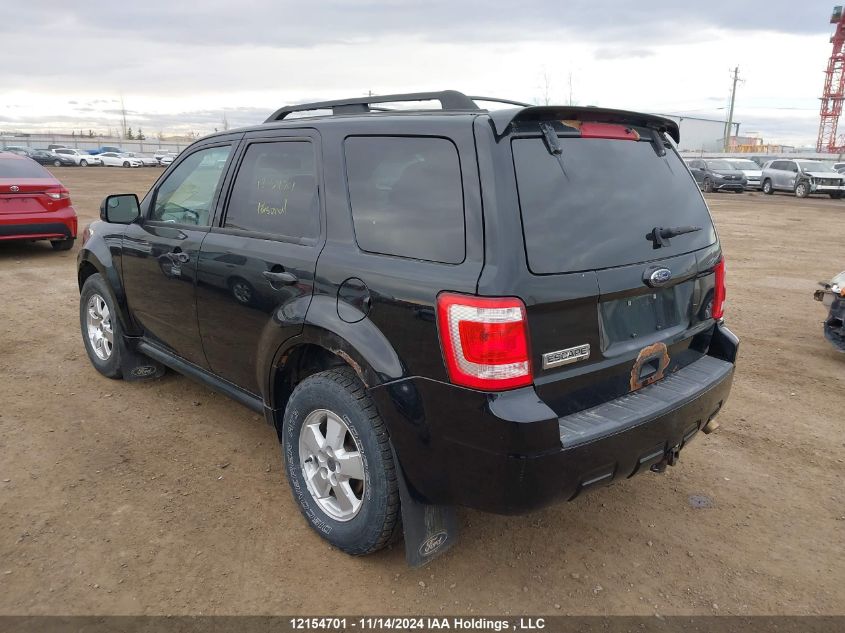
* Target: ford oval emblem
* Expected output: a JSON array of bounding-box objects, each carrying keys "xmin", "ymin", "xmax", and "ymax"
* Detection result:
[{"xmin": 646, "ymin": 267, "xmax": 672, "ymax": 287}]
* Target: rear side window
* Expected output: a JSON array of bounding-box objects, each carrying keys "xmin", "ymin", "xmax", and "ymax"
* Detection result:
[
  {"xmin": 512, "ymin": 135, "xmax": 717, "ymax": 274},
  {"xmin": 345, "ymin": 136, "xmax": 465, "ymax": 264},
  {"xmin": 0, "ymin": 158, "xmax": 51, "ymax": 178},
  {"xmin": 224, "ymin": 141, "xmax": 319, "ymax": 240}
]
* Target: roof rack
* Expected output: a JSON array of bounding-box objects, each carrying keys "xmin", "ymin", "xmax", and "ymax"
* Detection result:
[{"xmin": 264, "ymin": 90, "xmax": 531, "ymax": 122}]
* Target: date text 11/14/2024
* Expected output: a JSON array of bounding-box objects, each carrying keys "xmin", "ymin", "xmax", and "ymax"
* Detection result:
[{"xmin": 289, "ymin": 617, "xmax": 548, "ymax": 630}]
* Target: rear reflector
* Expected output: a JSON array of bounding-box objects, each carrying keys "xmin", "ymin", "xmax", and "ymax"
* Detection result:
[
  {"xmin": 436, "ymin": 292, "xmax": 532, "ymax": 391},
  {"xmin": 712, "ymin": 258, "xmax": 726, "ymax": 319}
]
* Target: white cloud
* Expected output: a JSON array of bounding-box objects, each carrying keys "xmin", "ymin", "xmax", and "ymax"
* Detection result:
[{"xmin": 0, "ymin": 3, "xmax": 833, "ymax": 145}]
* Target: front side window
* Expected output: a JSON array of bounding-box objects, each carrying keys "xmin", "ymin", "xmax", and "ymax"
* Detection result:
[
  {"xmin": 344, "ymin": 136, "xmax": 465, "ymax": 264},
  {"xmin": 224, "ymin": 141, "xmax": 319, "ymax": 240},
  {"xmin": 152, "ymin": 145, "xmax": 231, "ymax": 226}
]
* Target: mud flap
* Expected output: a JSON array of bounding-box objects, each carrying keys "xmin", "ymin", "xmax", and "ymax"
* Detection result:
[
  {"xmin": 393, "ymin": 448, "xmax": 458, "ymax": 568},
  {"xmin": 121, "ymin": 337, "xmax": 166, "ymax": 382}
]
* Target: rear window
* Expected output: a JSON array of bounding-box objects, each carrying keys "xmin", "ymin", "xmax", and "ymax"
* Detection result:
[
  {"xmin": 512, "ymin": 135, "xmax": 716, "ymax": 274},
  {"xmin": 0, "ymin": 158, "xmax": 51, "ymax": 179},
  {"xmin": 345, "ymin": 136, "xmax": 465, "ymax": 264}
]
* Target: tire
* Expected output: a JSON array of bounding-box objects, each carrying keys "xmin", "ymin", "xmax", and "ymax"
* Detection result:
[
  {"xmin": 79, "ymin": 273, "xmax": 123, "ymax": 379},
  {"xmin": 762, "ymin": 179, "xmax": 773, "ymax": 195},
  {"xmin": 795, "ymin": 182, "xmax": 809, "ymax": 198},
  {"xmin": 51, "ymin": 238, "xmax": 75, "ymax": 251},
  {"xmin": 282, "ymin": 367, "xmax": 401, "ymax": 555},
  {"xmin": 703, "ymin": 178, "xmax": 714, "ymax": 193},
  {"xmin": 80, "ymin": 159, "xmax": 88, "ymax": 167},
  {"xmin": 228, "ymin": 277, "xmax": 254, "ymax": 305},
  {"xmin": 123, "ymin": 161, "xmax": 130, "ymax": 168},
  {"xmin": 53, "ymin": 159, "xmax": 61, "ymax": 167},
  {"xmin": 830, "ymin": 192, "xmax": 843, "ymax": 199}
]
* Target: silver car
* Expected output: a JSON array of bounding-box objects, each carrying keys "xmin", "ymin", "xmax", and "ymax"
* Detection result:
[
  {"xmin": 726, "ymin": 158, "xmax": 763, "ymax": 190},
  {"xmin": 761, "ymin": 159, "xmax": 845, "ymax": 199}
]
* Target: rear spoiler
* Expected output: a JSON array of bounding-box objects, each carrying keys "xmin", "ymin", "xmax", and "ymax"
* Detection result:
[{"xmin": 488, "ymin": 106, "xmax": 680, "ymax": 143}]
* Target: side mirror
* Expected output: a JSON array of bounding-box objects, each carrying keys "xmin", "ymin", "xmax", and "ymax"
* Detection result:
[{"xmin": 100, "ymin": 194, "xmax": 140, "ymax": 224}]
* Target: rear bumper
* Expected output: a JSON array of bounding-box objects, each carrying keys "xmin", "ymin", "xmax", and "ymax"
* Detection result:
[
  {"xmin": 371, "ymin": 324, "xmax": 738, "ymax": 514},
  {"xmin": 0, "ymin": 207, "xmax": 77, "ymax": 241}
]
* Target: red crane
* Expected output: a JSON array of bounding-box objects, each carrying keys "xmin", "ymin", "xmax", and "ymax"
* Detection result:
[{"xmin": 817, "ymin": 6, "xmax": 845, "ymax": 152}]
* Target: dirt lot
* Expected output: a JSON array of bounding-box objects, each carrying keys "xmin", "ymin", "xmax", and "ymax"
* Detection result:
[{"xmin": 1, "ymin": 166, "xmax": 843, "ymax": 616}]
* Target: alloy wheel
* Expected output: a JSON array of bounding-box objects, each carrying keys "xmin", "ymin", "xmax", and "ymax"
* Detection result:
[
  {"xmin": 298, "ymin": 408, "xmax": 366, "ymax": 522},
  {"xmin": 86, "ymin": 293, "xmax": 114, "ymax": 361}
]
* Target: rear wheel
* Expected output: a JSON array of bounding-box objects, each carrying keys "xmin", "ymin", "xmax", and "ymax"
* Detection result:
[
  {"xmin": 795, "ymin": 182, "xmax": 809, "ymax": 198},
  {"xmin": 282, "ymin": 367, "xmax": 401, "ymax": 555},
  {"xmin": 79, "ymin": 274, "xmax": 123, "ymax": 379},
  {"xmin": 51, "ymin": 238, "xmax": 74, "ymax": 251},
  {"xmin": 762, "ymin": 179, "xmax": 773, "ymax": 195}
]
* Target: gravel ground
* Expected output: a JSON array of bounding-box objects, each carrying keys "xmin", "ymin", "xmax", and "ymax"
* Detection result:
[{"xmin": 0, "ymin": 166, "xmax": 843, "ymax": 615}]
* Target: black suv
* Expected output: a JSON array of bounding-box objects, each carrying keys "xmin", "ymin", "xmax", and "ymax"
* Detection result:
[{"xmin": 77, "ymin": 91, "xmax": 738, "ymax": 564}]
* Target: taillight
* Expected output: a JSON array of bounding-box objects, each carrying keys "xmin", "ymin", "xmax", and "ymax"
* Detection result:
[
  {"xmin": 44, "ymin": 188, "xmax": 71, "ymax": 208},
  {"xmin": 436, "ymin": 292, "xmax": 532, "ymax": 391},
  {"xmin": 712, "ymin": 258, "xmax": 726, "ymax": 319}
]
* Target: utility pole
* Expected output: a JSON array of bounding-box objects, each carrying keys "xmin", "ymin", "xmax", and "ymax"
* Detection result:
[
  {"xmin": 724, "ymin": 66, "xmax": 741, "ymax": 152},
  {"xmin": 120, "ymin": 94, "xmax": 128, "ymax": 140}
]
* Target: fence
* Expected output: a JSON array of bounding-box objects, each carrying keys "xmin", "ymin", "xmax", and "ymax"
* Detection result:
[{"xmin": 0, "ymin": 133, "xmax": 192, "ymax": 154}]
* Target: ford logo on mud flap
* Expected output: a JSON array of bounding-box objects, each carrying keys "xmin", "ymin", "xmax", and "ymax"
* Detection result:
[
  {"xmin": 419, "ymin": 531, "xmax": 448, "ymax": 557},
  {"xmin": 645, "ymin": 267, "xmax": 672, "ymax": 288}
]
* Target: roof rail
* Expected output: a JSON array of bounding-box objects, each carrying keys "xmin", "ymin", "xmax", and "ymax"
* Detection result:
[{"xmin": 264, "ymin": 90, "xmax": 482, "ymax": 122}]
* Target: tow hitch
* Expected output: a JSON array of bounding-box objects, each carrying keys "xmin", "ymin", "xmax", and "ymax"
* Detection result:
[{"xmin": 650, "ymin": 444, "xmax": 681, "ymax": 473}]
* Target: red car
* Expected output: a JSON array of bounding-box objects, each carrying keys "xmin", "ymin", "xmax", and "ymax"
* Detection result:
[{"xmin": 0, "ymin": 152, "xmax": 77, "ymax": 250}]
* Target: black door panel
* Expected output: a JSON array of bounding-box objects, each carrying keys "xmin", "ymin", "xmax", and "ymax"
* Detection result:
[
  {"xmin": 120, "ymin": 143, "xmax": 235, "ymax": 367},
  {"xmin": 196, "ymin": 233, "xmax": 316, "ymax": 394},
  {"xmin": 196, "ymin": 133, "xmax": 322, "ymax": 397}
]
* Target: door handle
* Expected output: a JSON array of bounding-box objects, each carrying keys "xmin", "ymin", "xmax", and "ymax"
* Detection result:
[
  {"xmin": 262, "ymin": 270, "xmax": 298, "ymax": 285},
  {"xmin": 167, "ymin": 251, "xmax": 190, "ymax": 264}
]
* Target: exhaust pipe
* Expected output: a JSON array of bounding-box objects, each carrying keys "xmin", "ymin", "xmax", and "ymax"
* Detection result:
[{"xmin": 702, "ymin": 417, "xmax": 720, "ymax": 434}]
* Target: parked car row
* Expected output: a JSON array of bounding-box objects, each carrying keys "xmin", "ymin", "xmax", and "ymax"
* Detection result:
[
  {"xmin": 2, "ymin": 145, "xmax": 179, "ymax": 168},
  {"xmin": 684, "ymin": 156, "xmax": 845, "ymax": 199}
]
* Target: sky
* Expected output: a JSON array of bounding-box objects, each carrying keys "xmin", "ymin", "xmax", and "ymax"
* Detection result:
[{"xmin": 0, "ymin": 1, "xmax": 836, "ymax": 145}]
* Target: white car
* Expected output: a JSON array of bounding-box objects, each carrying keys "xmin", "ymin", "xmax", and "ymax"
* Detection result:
[
  {"xmin": 726, "ymin": 158, "xmax": 764, "ymax": 190},
  {"xmin": 99, "ymin": 152, "xmax": 143, "ymax": 168},
  {"xmin": 124, "ymin": 152, "xmax": 159, "ymax": 167},
  {"xmin": 159, "ymin": 152, "xmax": 179, "ymax": 166},
  {"xmin": 51, "ymin": 148, "xmax": 102, "ymax": 167}
]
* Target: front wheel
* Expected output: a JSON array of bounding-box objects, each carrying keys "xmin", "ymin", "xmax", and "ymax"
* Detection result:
[
  {"xmin": 53, "ymin": 159, "xmax": 61, "ymax": 167},
  {"xmin": 795, "ymin": 182, "xmax": 809, "ymax": 198},
  {"xmin": 79, "ymin": 273, "xmax": 123, "ymax": 379},
  {"xmin": 703, "ymin": 178, "xmax": 714, "ymax": 193},
  {"xmin": 282, "ymin": 367, "xmax": 401, "ymax": 555},
  {"xmin": 762, "ymin": 179, "xmax": 773, "ymax": 195},
  {"xmin": 80, "ymin": 159, "xmax": 88, "ymax": 167}
]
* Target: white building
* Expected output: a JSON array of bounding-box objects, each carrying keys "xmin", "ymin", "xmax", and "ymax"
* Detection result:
[{"xmin": 656, "ymin": 114, "xmax": 739, "ymax": 153}]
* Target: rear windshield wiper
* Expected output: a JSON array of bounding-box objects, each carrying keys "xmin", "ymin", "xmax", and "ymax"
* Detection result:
[
  {"xmin": 646, "ymin": 225, "xmax": 702, "ymax": 249},
  {"xmin": 648, "ymin": 128, "xmax": 667, "ymax": 157}
]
